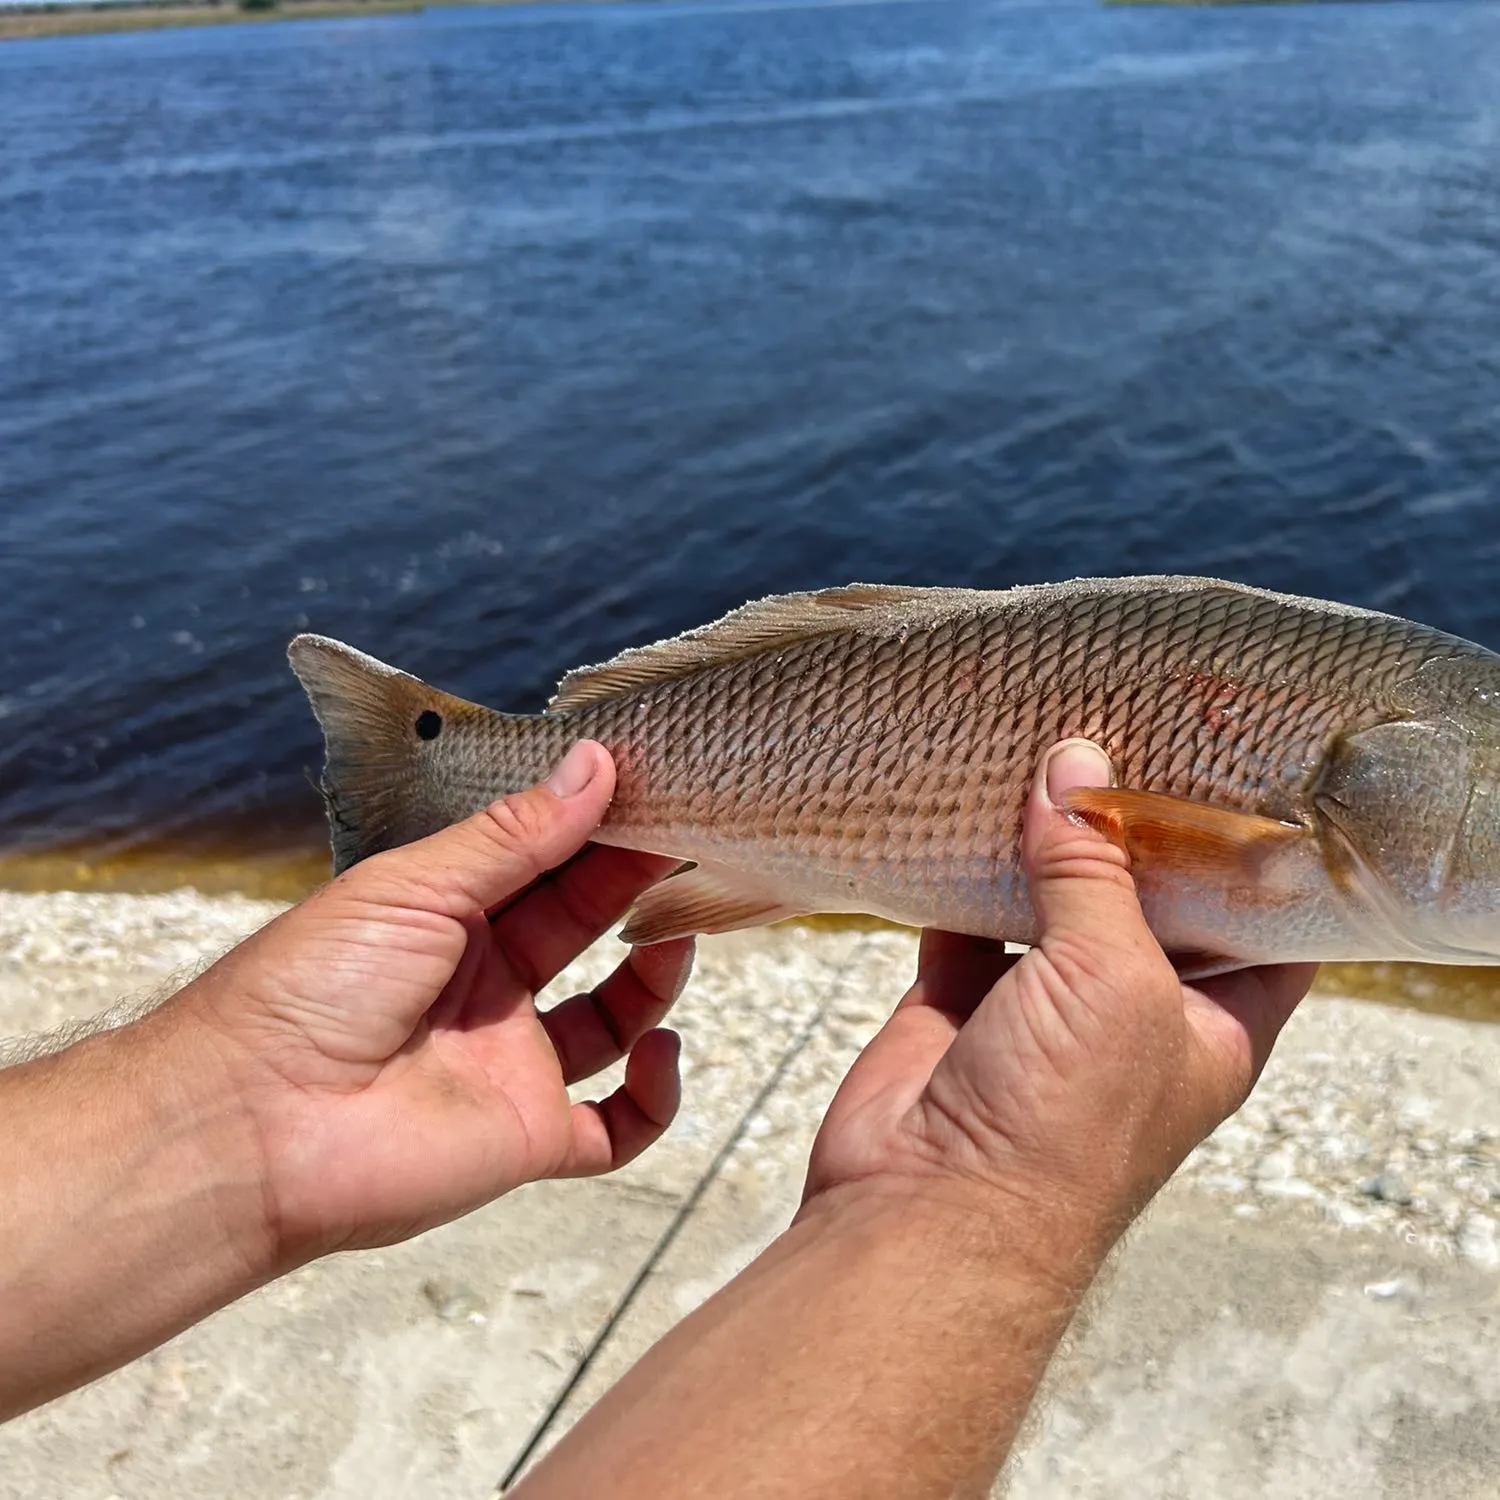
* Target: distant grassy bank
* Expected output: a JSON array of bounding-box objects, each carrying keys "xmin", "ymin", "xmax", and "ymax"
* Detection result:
[
  {"xmin": 0, "ymin": 0, "xmax": 563, "ymax": 43},
  {"xmin": 1105, "ymin": 0, "xmax": 1386, "ymax": 7}
]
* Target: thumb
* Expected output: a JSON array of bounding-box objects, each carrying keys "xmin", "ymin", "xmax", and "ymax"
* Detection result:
[
  {"xmin": 345, "ymin": 740, "xmax": 618, "ymax": 917},
  {"xmin": 1022, "ymin": 740, "xmax": 1167, "ymax": 993}
]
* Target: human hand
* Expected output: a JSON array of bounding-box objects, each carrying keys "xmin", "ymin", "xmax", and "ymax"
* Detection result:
[
  {"xmin": 518, "ymin": 740, "xmax": 1313, "ymax": 1500},
  {"xmin": 166, "ymin": 741, "xmax": 691, "ymax": 1268},
  {"xmin": 803, "ymin": 739, "xmax": 1316, "ymax": 1273}
]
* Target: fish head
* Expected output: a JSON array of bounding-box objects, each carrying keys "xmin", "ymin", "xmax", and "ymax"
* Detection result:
[{"xmin": 1313, "ymin": 655, "xmax": 1500, "ymax": 961}]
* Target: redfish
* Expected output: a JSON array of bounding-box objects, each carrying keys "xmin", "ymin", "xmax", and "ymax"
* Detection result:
[{"xmin": 288, "ymin": 577, "xmax": 1500, "ymax": 973}]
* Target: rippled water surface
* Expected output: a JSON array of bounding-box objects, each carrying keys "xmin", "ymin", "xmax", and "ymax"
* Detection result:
[{"xmin": 3, "ymin": 0, "xmax": 1500, "ymax": 912}]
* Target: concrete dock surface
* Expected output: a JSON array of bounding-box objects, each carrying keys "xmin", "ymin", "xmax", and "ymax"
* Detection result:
[{"xmin": 2, "ymin": 889, "xmax": 1499, "ymax": 1499}]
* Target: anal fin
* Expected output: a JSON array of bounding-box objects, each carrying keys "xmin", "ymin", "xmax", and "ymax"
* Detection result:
[
  {"xmin": 1167, "ymin": 950, "xmax": 1247, "ymax": 982},
  {"xmin": 620, "ymin": 863, "xmax": 803, "ymax": 946},
  {"xmin": 1059, "ymin": 787, "xmax": 1306, "ymax": 882}
]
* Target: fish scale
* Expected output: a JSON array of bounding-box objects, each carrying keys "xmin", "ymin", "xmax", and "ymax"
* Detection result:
[{"xmin": 288, "ymin": 576, "xmax": 1500, "ymax": 969}]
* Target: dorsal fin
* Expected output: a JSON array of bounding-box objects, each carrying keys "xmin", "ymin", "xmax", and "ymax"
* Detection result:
[
  {"xmin": 546, "ymin": 583, "xmax": 938, "ymax": 713},
  {"xmin": 544, "ymin": 572, "xmax": 1426, "ymax": 715}
]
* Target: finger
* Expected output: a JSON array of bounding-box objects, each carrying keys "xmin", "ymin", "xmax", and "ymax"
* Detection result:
[
  {"xmin": 344, "ymin": 741, "xmax": 616, "ymax": 919},
  {"xmin": 1022, "ymin": 739, "xmax": 1171, "ymax": 998},
  {"xmin": 829, "ymin": 1009, "xmax": 966, "ymax": 1132},
  {"xmin": 541, "ymin": 939, "xmax": 695, "ymax": 1084},
  {"xmin": 1183, "ymin": 961, "xmax": 1318, "ymax": 1108},
  {"xmin": 899, "ymin": 930, "xmax": 1017, "ymax": 1026},
  {"xmin": 426, "ymin": 912, "xmax": 502, "ymax": 1031},
  {"xmin": 819, "ymin": 930, "xmax": 1015, "ymax": 1137},
  {"xmin": 490, "ymin": 845, "xmax": 682, "ymax": 994},
  {"xmin": 560, "ymin": 1028, "xmax": 682, "ymax": 1176}
]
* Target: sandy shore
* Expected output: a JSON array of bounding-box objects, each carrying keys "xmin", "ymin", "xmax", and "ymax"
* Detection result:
[{"xmin": 3, "ymin": 887, "xmax": 1500, "ymax": 1497}]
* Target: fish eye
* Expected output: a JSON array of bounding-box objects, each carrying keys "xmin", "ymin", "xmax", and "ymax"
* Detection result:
[{"xmin": 415, "ymin": 710, "xmax": 443, "ymax": 742}]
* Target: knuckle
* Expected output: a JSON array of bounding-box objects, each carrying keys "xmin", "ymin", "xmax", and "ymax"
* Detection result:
[
  {"xmin": 327, "ymin": 846, "xmax": 415, "ymax": 908},
  {"xmin": 589, "ymin": 988, "xmax": 628, "ymax": 1051},
  {"xmin": 552, "ymin": 873, "xmax": 617, "ymax": 940},
  {"xmin": 480, "ymin": 791, "xmax": 552, "ymax": 871},
  {"xmin": 1041, "ymin": 928, "xmax": 1174, "ymax": 1010},
  {"xmin": 342, "ymin": 846, "xmax": 404, "ymax": 889},
  {"xmin": 1030, "ymin": 824, "xmax": 1135, "ymax": 889}
]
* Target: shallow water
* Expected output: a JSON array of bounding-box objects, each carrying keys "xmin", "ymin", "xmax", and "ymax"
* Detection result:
[{"xmin": 3, "ymin": 0, "xmax": 1499, "ymax": 1012}]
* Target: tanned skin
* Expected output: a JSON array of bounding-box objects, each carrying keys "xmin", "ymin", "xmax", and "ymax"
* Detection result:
[{"xmin": 0, "ymin": 740, "xmax": 1311, "ymax": 1499}]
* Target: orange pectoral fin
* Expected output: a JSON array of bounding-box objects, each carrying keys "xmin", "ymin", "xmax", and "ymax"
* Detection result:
[{"xmin": 1059, "ymin": 787, "xmax": 1306, "ymax": 883}]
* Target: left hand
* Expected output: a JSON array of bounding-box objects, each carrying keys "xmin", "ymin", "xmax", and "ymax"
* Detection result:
[{"xmin": 167, "ymin": 740, "xmax": 691, "ymax": 1267}]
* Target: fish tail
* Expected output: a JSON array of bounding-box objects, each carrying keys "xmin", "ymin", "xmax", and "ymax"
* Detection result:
[{"xmin": 288, "ymin": 634, "xmax": 560, "ymax": 875}]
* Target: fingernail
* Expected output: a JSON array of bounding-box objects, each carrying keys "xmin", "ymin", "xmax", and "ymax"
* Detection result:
[
  {"xmin": 1044, "ymin": 739, "xmax": 1113, "ymax": 805},
  {"xmin": 545, "ymin": 741, "xmax": 597, "ymax": 799}
]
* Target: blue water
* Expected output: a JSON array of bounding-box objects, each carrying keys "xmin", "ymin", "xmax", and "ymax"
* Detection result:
[{"xmin": 3, "ymin": 0, "xmax": 1500, "ymax": 865}]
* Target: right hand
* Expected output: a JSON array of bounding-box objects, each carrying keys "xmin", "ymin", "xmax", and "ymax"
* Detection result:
[{"xmin": 803, "ymin": 739, "xmax": 1316, "ymax": 1270}]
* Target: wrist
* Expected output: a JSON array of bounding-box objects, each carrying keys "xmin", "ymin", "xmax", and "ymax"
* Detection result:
[
  {"xmin": 796, "ymin": 1171, "xmax": 1117, "ymax": 1302},
  {"xmin": 132, "ymin": 985, "xmax": 284, "ymax": 1283}
]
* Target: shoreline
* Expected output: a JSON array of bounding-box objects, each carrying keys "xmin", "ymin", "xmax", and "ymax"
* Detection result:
[
  {"xmin": 0, "ymin": 840, "xmax": 329, "ymax": 905},
  {"xmin": 2, "ymin": 842, "xmax": 1498, "ymax": 1024},
  {"xmin": 0, "ymin": 0, "xmax": 418, "ymax": 41},
  {"xmin": 0, "ymin": 0, "xmax": 577, "ymax": 44},
  {"xmin": 1103, "ymin": 1, "xmax": 1394, "ymax": 7}
]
